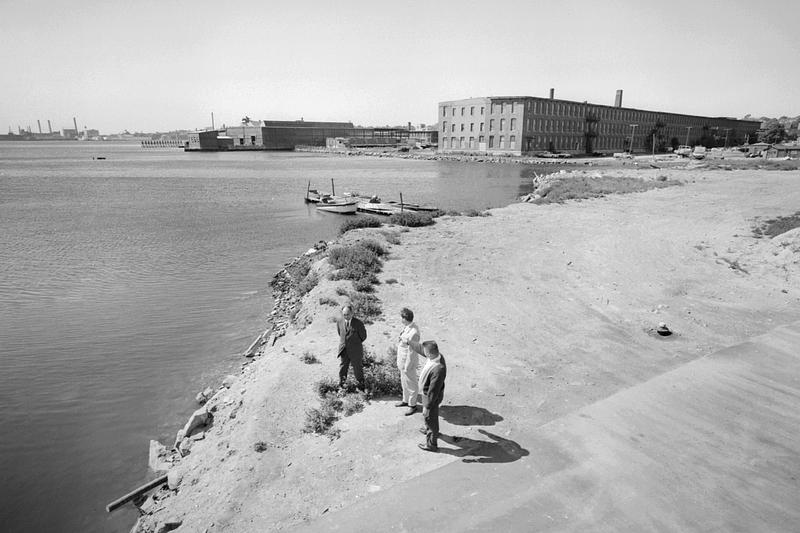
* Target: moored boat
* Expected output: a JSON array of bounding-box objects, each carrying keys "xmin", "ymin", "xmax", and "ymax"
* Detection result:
[{"xmin": 316, "ymin": 197, "xmax": 358, "ymax": 214}]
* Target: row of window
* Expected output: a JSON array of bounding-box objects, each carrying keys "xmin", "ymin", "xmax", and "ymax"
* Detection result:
[
  {"xmin": 442, "ymin": 118, "xmax": 519, "ymax": 133},
  {"xmin": 444, "ymin": 135, "xmax": 518, "ymax": 150},
  {"xmin": 443, "ymin": 105, "xmax": 486, "ymax": 118}
]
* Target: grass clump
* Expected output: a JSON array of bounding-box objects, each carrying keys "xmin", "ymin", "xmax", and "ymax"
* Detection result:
[
  {"xmin": 342, "ymin": 393, "xmax": 366, "ymax": 416},
  {"xmin": 339, "ymin": 216, "xmax": 383, "ymax": 235},
  {"xmin": 303, "ymin": 404, "xmax": 339, "ymax": 437},
  {"xmin": 296, "ymin": 272, "xmax": 319, "ymax": 296},
  {"xmin": 388, "ymin": 211, "xmax": 435, "ymax": 227},
  {"xmin": 353, "ymin": 278, "xmax": 376, "ymax": 293},
  {"xmin": 301, "ymin": 351, "xmax": 320, "ymax": 364},
  {"xmin": 364, "ymin": 351, "xmax": 402, "ymax": 397},
  {"xmin": 358, "ymin": 238, "xmax": 387, "ymax": 257},
  {"xmin": 532, "ymin": 176, "xmax": 682, "ymax": 204},
  {"xmin": 347, "ymin": 291, "xmax": 382, "ymax": 323},
  {"xmin": 463, "ymin": 209, "xmax": 492, "ymax": 217},
  {"xmin": 319, "ymin": 296, "xmax": 339, "ymax": 307},
  {"xmin": 315, "ymin": 376, "xmax": 340, "ymax": 397},
  {"xmin": 328, "ymin": 243, "xmax": 383, "ymax": 281}
]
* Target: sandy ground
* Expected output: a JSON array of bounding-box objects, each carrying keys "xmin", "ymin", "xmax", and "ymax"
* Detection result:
[{"xmin": 134, "ymin": 166, "xmax": 800, "ymax": 532}]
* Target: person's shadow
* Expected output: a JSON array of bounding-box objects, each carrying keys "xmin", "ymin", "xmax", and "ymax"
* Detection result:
[
  {"xmin": 440, "ymin": 405, "xmax": 504, "ymax": 426},
  {"xmin": 438, "ymin": 429, "xmax": 529, "ymax": 464}
]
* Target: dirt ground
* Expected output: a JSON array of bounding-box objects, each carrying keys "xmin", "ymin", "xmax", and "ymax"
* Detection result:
[{"xmin": 136, "ymin": 166, "xmax": 800, "ymax": 532}]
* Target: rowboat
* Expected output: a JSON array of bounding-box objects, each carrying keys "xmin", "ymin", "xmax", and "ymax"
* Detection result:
[{"xmin": 316, "ymin": 197, "xmax": 358, "ymax": 214}]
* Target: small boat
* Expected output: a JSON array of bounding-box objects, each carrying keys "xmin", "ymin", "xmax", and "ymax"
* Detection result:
[{"xmin": 316, "ymin": 197, "xmax": 358, "ymax": 214}]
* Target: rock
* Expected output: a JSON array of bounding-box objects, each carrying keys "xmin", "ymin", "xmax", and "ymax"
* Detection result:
[
  {"xmin": 174, "ymin": 429, "xmax": 186, "ymax": 449},
  {"xmin": 167, "ymin": 469, "xmax": 183, "ymax": 490},
  {"xmin": 195, "ymin": 387, "xmax": 213, "ymax": 405},
  {"xmin": 155, "ymin": 517, "xmax": 183, "ymax": 533},
  {"xmin": 183, "ymin": 406, "xmax": 212, "ymax": 437},
  {"xmin": 190, "ymin": 431, "xmax": 205, "ymax": 441},
  {"xmin": 148, "ymin": 440, "xmax": 172, "ymax": 473},
  {"xmin": 222, "ymin": 375, "xmax": 237, "ymax": 388}
]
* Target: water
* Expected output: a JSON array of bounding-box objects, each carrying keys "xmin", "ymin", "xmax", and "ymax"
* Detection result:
[{"xmin": 0, "ymin": 142, "xmax": 538, "ymax": 532}]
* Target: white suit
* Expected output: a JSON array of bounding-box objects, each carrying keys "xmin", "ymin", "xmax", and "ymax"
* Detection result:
[{"xmin": 396, "ymin": 322, "xmax": 421, "ymax": 406}]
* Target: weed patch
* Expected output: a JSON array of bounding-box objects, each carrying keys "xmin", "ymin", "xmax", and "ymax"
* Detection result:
[
  {"xmin": 388, "ymin": 212, "xmax": 435, "ymax": 227},
  {"xmin": 301, "ymin": 351, "xmax": 319, "ymax": 364},
  {"xmin": 319, "ymin": 296, "xmax": 339, "ymax": 307},
  {"xmin": 339, "ymin": 216, "xmax": 383, "ymax": 235},
  {"xmin": 754, "ymin": 211, "xmax": 800, "ymax": 238},
  {"xmin": 296, "ymin": 272, "xmax": 319, "ymax": 296}
]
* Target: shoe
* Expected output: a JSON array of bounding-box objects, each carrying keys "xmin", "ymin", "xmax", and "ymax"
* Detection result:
[
  {"xmin": 404, "ymin": 406, "xmax": 419, "ymax": 416},
  {"xmin": 418, "ymin": 443, "xmax": 438, "ymax": 452},
  {"xmin": 418, "ymin": 427, "xmax": 428, "ymax": 435},
  {"xmin": 395, "ymin": 402, "xmax": 409, "ymax": 408}
]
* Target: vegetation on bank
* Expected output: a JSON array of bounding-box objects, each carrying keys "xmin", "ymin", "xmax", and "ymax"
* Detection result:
[
  {"xmin": 754, "ymin": 211, "xmax": 800, "ymax": 238},
  {"xmin": 304, "ymin": 348, "xmax": 401, "ymax": 437},
  {"xmin": 529, "ymin": 176, "xmax": 683, "ymax": 204}
]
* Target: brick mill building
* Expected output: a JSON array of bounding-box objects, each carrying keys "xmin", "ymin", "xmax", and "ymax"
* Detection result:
[{"xmin": 438, "ymin": 90, "xmax": 760, "ymax": 156}]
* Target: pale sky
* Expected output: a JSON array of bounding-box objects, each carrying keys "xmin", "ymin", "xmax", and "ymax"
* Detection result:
[{"xmin": 1, "ymin": 0, "xmax": 797, "ymax": 134}]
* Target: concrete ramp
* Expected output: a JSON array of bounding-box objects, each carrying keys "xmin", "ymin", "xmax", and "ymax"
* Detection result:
[{"xmin": 291, "ymin": 322, "xmax": 800, "ymax": 532}]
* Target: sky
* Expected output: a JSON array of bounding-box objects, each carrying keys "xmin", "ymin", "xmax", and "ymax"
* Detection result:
[{"xmin": 1, "ymin": 0, "xmax": 798, "ymax": 134}]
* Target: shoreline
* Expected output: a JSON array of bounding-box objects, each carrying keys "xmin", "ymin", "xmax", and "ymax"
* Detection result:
[{"xmin": 131, "ymin": 163, "xmax": 800, "ymax": 532}]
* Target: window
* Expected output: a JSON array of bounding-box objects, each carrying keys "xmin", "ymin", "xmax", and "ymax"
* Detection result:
[
  {"xmin": 510, "ymin": 135, "xmax": 516, "ymax": 149},
  {"xmin": 480, "ymin": 122, "xmax": 484, "ymax": 131},
  {"xmin": 499, "ymin": 135, "xmax": 505, "ymax": 149},
  {"xmin": 470, "ymin": 123, "xmax": 474, "ymax": 132},
  {"xmin": 452, "ymin": 108, "xmax": 455, "ymax": 116},
  {"xmin": 500, "ymin": 118, "xmax": 505, "ymax": 131},
  {"xmin": 470, "ymin": 106, "xmax": 474, "ymax": 115},
  {"xmin": 442, "ymin": 121, "xmax": 447, "ymax": 132},
  {"xmin": 489, "ymin": 135, "xmax": 494, "ymax": 148},
  {"xmin": 442, "ymin": 107, "xmax": 447, "ymax": 117},
  {"xmin": 480, "ymin": 106, "xmax": 485, "ymax": 115},
  {"xmin": 469, "ymin": 136, "xmax": 475, "ymax": 148},
  {"xmin": 479, "ymin": 135, "xmax": 485, "ymax": 143},
  {"xmin": 461, "ymin": 107, "xmax": 465, "ymax": 116},
  {"xmin": 460, "ymin": 136, "xmax": 465, "ymax": 148},
  {"xmin": 511, "ymin": 102, "xmax": 515, "ymax": 114},
  {"xmin": 460, "ymin": 124, "xmax": 465, "ymax": 132},
  {"xmin": 451, "ymin": 124, "xmax": 455, "ymax": 132},
  {"xmin": 510, "ymin": 118, "xmax": 516, "ymax": 130},
  {"xmin": 490, "ymin": 119, "xmax": 495, "ymax": 130}
]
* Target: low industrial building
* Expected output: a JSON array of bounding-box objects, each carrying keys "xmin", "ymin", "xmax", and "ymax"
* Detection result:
[
  {"xmin": 186, "ymin": 120, "xmax": 437, "ymax": 151},
  {"xmin": 438, "ymin": 90, "xmax": 760, "ymax": 156}
]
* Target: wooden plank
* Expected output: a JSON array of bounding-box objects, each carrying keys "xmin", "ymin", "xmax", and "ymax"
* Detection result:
[{"xmin": 106, "ymin": 474, "xmax": 168, "ymax": 513}]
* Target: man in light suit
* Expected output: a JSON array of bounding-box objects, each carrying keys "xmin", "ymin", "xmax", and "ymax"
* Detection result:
[
  {"xmin": 336, "ymin": 305, "xmax": 367, "ymax": 391},
  {"xmin": 417, "ymin": 340, "xmax": 447, "ymax": 452}
]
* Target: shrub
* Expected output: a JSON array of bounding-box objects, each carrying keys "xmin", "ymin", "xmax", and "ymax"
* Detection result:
[
  {"xmin": 303, "ymin": 405, "xmax": 338, "ymax": 435},
  {"xmin": 301, "ymin": 351, "xmax": 319, "ymax": 364},
  {"xmin": 388, "ymin": 212, "xmax": 435, "ymax": 228},
  {"xmin": 319, "ymin": 296, "xmax": 338, "ymax": 307},
  {"xmin": 358, "ymin": 238, "xmax": 387, "ymax": 256},
  {"xmin": 328, "ymin": 244, "xmax": 383, "ymax": 281},
  {"xmin": 315, "ymin": 376, "xmax": 340, "ymax": 397},
  {"xmin": 342, "ymin": 394, "xmax": 366, "ymax": 416},
  {"xmin": 320, "ymin": 392, "xmax": 343, "ymax": 412},
  {"xmin": 347, "ymin": 292, "xmax": 382, "ymax": 323},
  {"xmin": 296, "ymin": 272, "xmax": 319, "ymax": 296},
  {"xmin": 339, "ymin": 216, "xmax": 383, "ymax": 235},
  {"xmin": 353, "ymin": 278, "xmax": 376, "ymax": 293},
  {"xmin": 364, "ymin": 353, "xmax": 402, "ymax": 397}
]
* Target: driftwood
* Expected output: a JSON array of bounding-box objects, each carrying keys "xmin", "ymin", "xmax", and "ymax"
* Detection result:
[{"xmin": 106, "ymin": 474, "xmax": 168, "ymax": 513}]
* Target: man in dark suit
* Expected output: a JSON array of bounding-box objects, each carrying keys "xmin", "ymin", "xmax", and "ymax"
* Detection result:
[
  {"xmin": 336, "ymin": 305, "xmax": 367, "ymax": 391},
  {"xmin": 417, "ymin": 340, "xmax": 447, "ymax": 452}
]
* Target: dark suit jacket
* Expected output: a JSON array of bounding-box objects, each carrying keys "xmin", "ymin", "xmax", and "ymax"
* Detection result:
[
  {"xmin": 421, "ymin": 355, "xmax": 446, "ymax": 408},
  {"xmin": 337, "ymin": 316, "xmax": 367, "ymax": 360}
]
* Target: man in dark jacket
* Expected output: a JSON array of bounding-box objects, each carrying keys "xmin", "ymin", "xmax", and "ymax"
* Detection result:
[
  {"xmin": 336, "ymin": 305, "xmax": 367, "ymax": 391},
  {"xmin": 417, "ymin": 340, "xmax": 447, "ymax": 452}
]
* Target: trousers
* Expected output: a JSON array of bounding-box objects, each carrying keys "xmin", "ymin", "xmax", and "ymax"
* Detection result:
[
  {"xmin": 396, "ymin": 351, "xmax": 419, "ymax": 406},
  {"xmin": 423, "ymin": 403, "xmax": 440, "ymax": 449},
  {"xmin": 338, "ymin": 351, "xmax": 364, "ymax": 390}
]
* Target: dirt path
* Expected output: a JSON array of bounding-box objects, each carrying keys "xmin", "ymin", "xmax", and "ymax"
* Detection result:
[{"xmin": 135, "ymin": 168, "xmax": 800, "ymax": 532}]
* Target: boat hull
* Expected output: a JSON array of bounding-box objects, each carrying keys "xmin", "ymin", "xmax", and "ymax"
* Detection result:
[{"xmin": 316, "ymin": 202, "xmax": 358, "ymax": 214}]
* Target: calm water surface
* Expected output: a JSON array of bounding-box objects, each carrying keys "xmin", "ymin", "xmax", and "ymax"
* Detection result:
[{"xmin": 0, "ymin": 142, "xmax": 540, "ymax": 532}]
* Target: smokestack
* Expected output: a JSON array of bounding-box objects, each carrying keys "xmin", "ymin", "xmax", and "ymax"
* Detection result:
[
  {"xmin": 37, "ymin": 120, "xmax": 42, "ymax": 134},
  {"xmin": 615, "ymin": 89, "xmax": 623, "ymax": 108},
  {"xmin": 48, "ymin": 120, "xmax": 52, "ymax": 134},
  {"xmin": 549, "ymin": 88, "xmax": 555, "ymax": 100},
  {"xmin": 73, "ymin": 117, "xmax": 78, "ymax": 132},
  {"xmin": 211, "ymin": 112, "xmax": 215, "ymax": 130}
]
